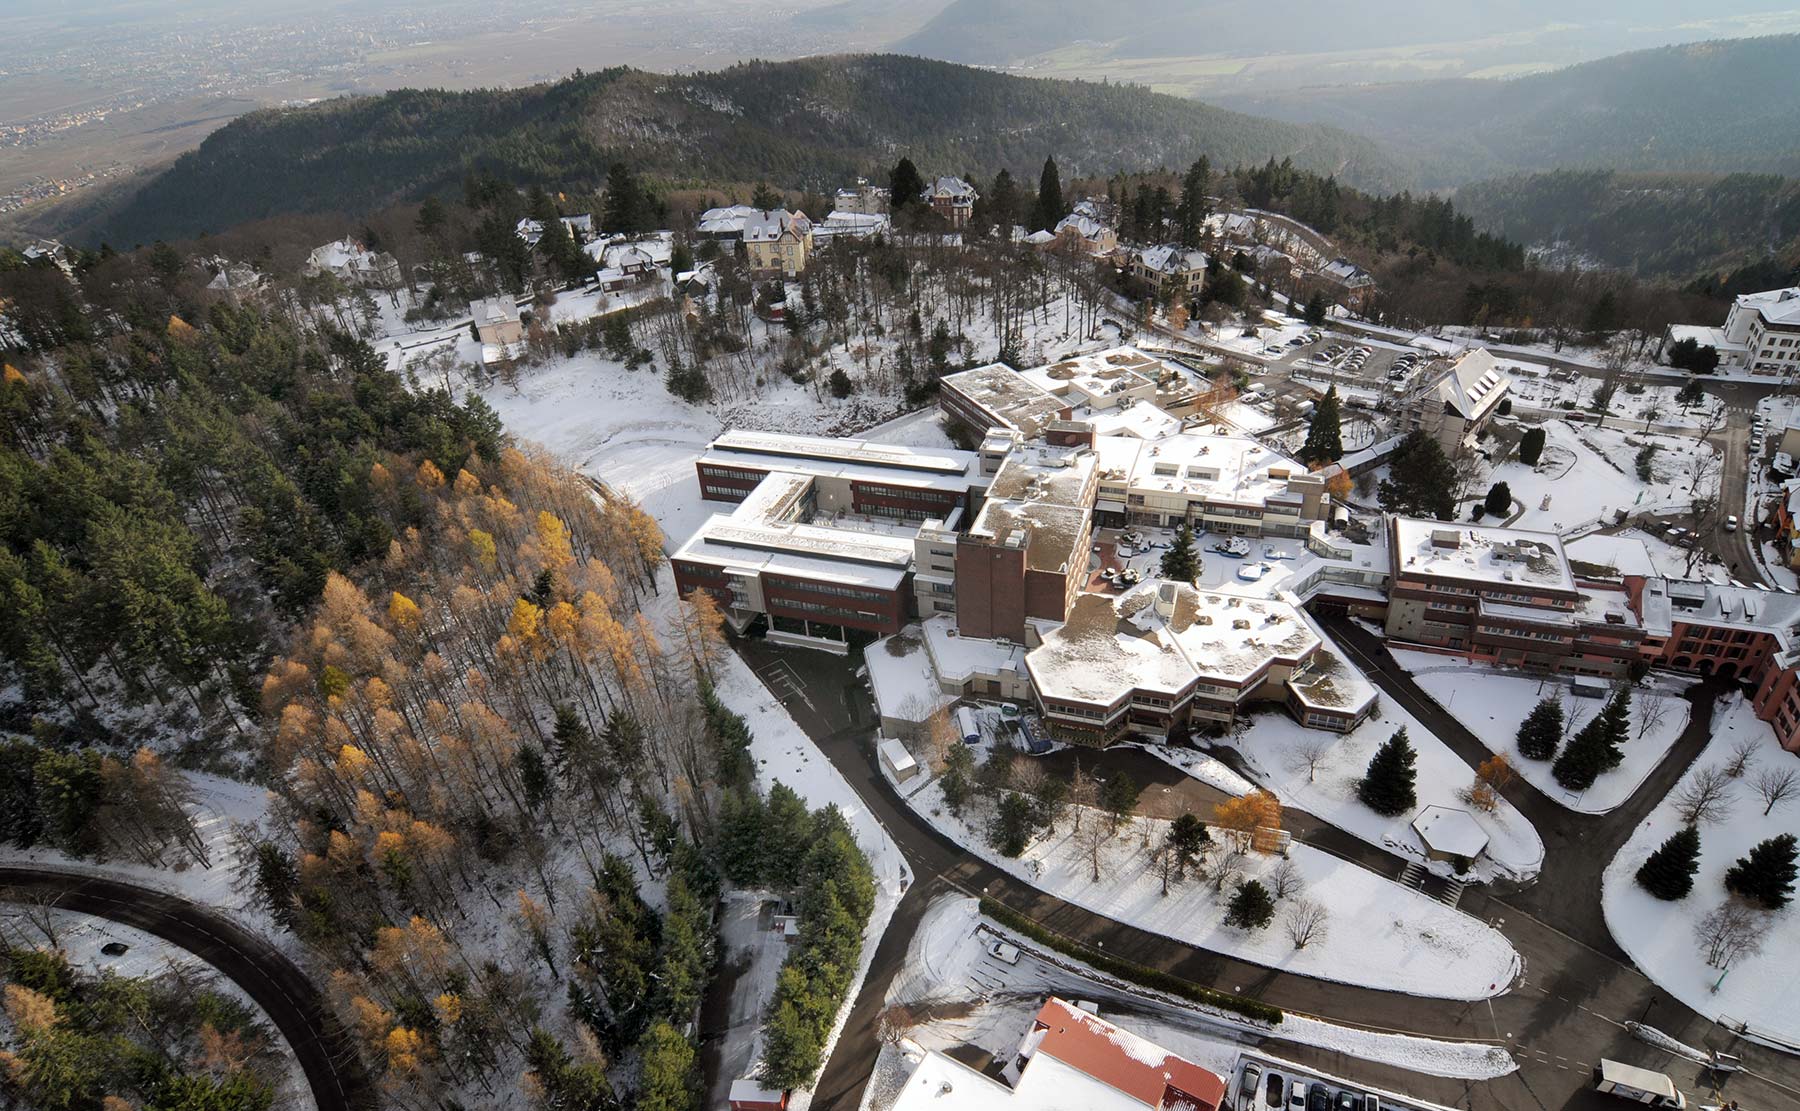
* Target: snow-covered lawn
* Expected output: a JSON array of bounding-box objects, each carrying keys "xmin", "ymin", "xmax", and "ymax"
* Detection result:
[
  {"xmin": 900, "ymin": 780, "xmax": 1519, "ymax": 1000},
  {"xmin": 875, "ymin": 894, "xmax": 1515, "ymax": 1103},
  {"xmin": 1222, "ymin": 693, "xmax": 1545, "ymax": 884},
  {"xmin": 1393, "ymin": 650, "xmax": 1693, "ymax": 815},
  {"xmin": 1479, "ymin": 421, "xmax": 1718, "ymax": 535},
  {"xmin": 1602, "ymin": 696, "xmax": 1800, "ymax": 1048}
]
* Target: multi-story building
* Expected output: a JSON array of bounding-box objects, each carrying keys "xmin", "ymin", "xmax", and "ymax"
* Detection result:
[
  {"xmin": 1130, "ymin": 245, "xmax": 1209, "ymax": 301},
  {"xmin": 833, "ymin": 179, "xmax": 889, "ymax": 215},
  {"xmin": 742, "ymin": 209, "xmax": 814, "ymax": 277},
  {"xmin": 924, "ymin": 177, "xmax": 979, "ymax": 228},
  {"xmin": 1052, "ymin": 213, "xmax": 1118, "ymax": 256},
  {"xmin": 1384, "ymin": 517, "xmax": 1645, "ymax": 678},
  {"xmin": 675, "ymin": 431, "xmax": 985, "ymax": 651},
  {"xmin": 955, "ymin": 423, "xmax": 1101, "ymax": 642},
  {"xmin": 938, "ymin": 363, "xmax": 1073, "ymax": 438},
  {"xmin": 1310, "ymin": 257, "xmax": 1376, "ymax": 313},
  {"xmin": 671, "ymin": 472, "xmax": 917, "ymax": 650},
  {"xmin": 1405, "ymin": 349, "xmax": 1512, "ymax": 460},
  {"xmin": 1025, "ymin": 580, "xmax": 1374, "ymax": 745},
  {"xmin": 469, "ymin": 297, "xmax": 522, "ymax": 346}
]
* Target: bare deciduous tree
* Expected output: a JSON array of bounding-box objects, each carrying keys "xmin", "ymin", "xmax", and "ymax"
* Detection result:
[
  {"xmin": 1209, "ymin": 845, "xmax": 1247, "ymax": 893},
  {"xmin": 1286, "ymin": 738, "xmax": 1334, "ymax": 783},
  {"xmin": 876, "ymin": 1004, "xmax": 917, "ymax": 1046},
  {"xmin": 1695, "ymin": 900, "xmax": 1770, "ymax": 969},
  {"xmin": 1752, "ymin": 767, "xmax": 1800, "ymax": 816},
  {"xmin": 1636, "ymin": 689, "xmax": 1671, "ymax": 741},
  {"xmin": 1725, "ymin": 738, "xmax": 1760, "ymax": 779},
  {"xmin": 1080, "ymin": 821, "xmax": 1112, "ymax": 883},
  {"xmin": 1284, "ymin": 898, "xmax": 1330, "ymax": 950},
  {"xmin": 1267, "ymin": 858, "xmax": 1303, "ymax": 901},
  {"xmin": 1675, "ymin": 765, "xmax": 1737, "ymax": 827}
]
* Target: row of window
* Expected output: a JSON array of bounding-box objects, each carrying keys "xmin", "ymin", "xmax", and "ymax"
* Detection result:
[
  {"xmin": 700, "ymin": 465, "xmax": 766, "ymax": 483},
  {"xmin": 768, "ymin": 578, "xmax": 891, "ymax": 603},
  {"xmin": 1477, "ymin": 624, "xmax": 1566, "ymax": 642},
  {"xmin": 702, "ymin": 484, "xmax": 751, "ymax": 498},
  {"xmin": 771, "ymin": 598, "xmax": 883, "ymax": 622}
]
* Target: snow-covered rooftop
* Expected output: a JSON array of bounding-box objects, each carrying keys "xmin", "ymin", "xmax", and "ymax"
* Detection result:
[
  {"xmin": 1412, "ymin": 805, "xmax": 1490, "ymax": 859},
  {"xmin": 1391, "ymin": 517, "xmax": 1574, "ymax": 592},
  {"xmin": 1096, "ymin": 432, "xmax": 1311, "ymax": 510},
  {"xmin": 1319, "ymin": 257, "xmax": 1374, "ymax": 287},
  {"xmin": 742, "ymin": 209, "xmax": 812, "ymax": 243},
  {"xmin": 1137, "ymin": 244, "xmax": 1208, "ymax": 275},
  {"xmin": 1027, "ymin": 581, "xmax": 1320, "ymax": 707},
  {"xmin": 940, "ymin": 363, "xmax": 1070, "ymax": 436},
  {"xmin": 1736, "ymin": 285, "xmax": 1800, "ymax": 328},
  {"xmin": 1429, "ymin": 348, "xmax": 1512, "ymax": 421}
]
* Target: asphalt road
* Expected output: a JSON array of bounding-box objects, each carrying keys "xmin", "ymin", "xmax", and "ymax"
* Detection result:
[
  {"xmin": 734, "ymin": 640, "xmax": 1800, "ymax": 1111},
  {"xmin": 0, "ymin": 867, "xmax": 376, "ymax": 1111}
]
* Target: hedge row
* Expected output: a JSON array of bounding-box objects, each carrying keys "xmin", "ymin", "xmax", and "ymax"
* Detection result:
[{"xmin": 978, "ymin": 898, "xmax": 1283, "ymax": 1026}]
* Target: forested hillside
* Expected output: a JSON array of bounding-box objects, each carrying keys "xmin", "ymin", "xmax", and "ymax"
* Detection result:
[
  {"xmin": 75, "ymin": 54, "xmax": 1408, "ymax": 246},
  {"xmin": 1454, "ymin": 170, "xmax": 1800, "ymax": 283},
  {"xmin": 1217, "ymin": 35, "xmax": 1800, "ymax": 187}
]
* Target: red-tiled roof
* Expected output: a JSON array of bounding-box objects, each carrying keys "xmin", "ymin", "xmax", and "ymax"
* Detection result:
[{"xmin": 1031, "ymin": 999, "xmax": 1225, "ymax": 1111}]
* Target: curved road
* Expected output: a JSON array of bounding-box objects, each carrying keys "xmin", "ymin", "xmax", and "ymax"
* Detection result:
[
  {"xmin": 735, "ymin": 641, "xmax": 1800, "ymax": 1111},
  {"xmin": 0, "ymin": 867, "xmax": 376, "ymax": 1111}
]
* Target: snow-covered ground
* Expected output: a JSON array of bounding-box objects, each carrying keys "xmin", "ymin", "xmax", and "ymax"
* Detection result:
[
  {"xmin": 1602, "ymin": 696, "xmax": 1800, "ymax": 1048},
  {"xmin": 0, "ymin": 773, "xmax": 292, "ymax": 953},
  {"xmin": 1507, "ymin": 373, "xmax": 1727, "ymax": 432},
  {"xmin": 897, "ymin": 780, "xmax": 1519, "ymax": 999},
  {"xmin": 1394, "ymin": 651, "xmax": 1694, "ymax": 815},
  {"xmin": 863, "ymin": 893, "xmax": 1513, "ymax": 1111},
  {"xmin": 1476, "ymin": 421, "xmax": 1719, "ymax": 535},
  {"xmin": 1222, "ymin": 694, "xmax": 1545, "ymax": 884}
]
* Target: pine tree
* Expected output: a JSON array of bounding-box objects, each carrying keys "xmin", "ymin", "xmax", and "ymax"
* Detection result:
[
  {"xmin": 1176, "ymin": 158, "xmax": 1210, "ymax": 248},
  {"xmin": 636, "ymin": 1021, "xmax": 697, "ymax": 1111},
  {"xmin": 888, "ymin": 158, "xmax": 925, "ymax": 215},
  {"xmin": 1483, "ymin": 481, "xmax": 1511, "ymax": 518},
  {"xmin": 1378, "ymin": 431, "xmax": 1458, "ymax": 520},
  {"xmin": 1159, "ymin": 521, "xmax": 1200, "ymax": 583},
  {"xmin": 1225, "ymin": 879, "xmax": 1275, "ymax": 930},
  {"xmin": 1515, "ymin": 696, "xmax": 1563, "ymax": 761},
  {"xmin": 718, "ymin": 788, "xmax": 766, "ymax": 885},
  {"xmin": 1033, "ymin": 155, "xmax": 1064, "ymax": 233},
  {"xmin": 1519, "ymin": 426, "xmax": 1546, "ymax": 467},
  {"xmin": 1552, "ymin": 715, "xmax": 1611, "ymax": 791},
  {"xmin": 750, "ymin": 182, "xmax": 782, "ymax": 210},
  {"xmin": 1357, "ymin": 728, "xmax": 1418, "ymax": 816},
  {"xmin": 1724, "ymin": 833, "xmax": 1798, "ymax": 909},
  {"xmin": 1599, "ymin": 685, "xmax": 1632, "ymax": 763},
  {"xmin": 1636, "ymin": 826, "xmax": 1701, "ymax": 900},
  {"xmin": 1302, "ymin": 291, "xmax": 1328, "ymax": 326},
  {"xmin": 987, "ymin": 168, "xmax": 1019, "ymax": 234},
  {"xmin": 1300, "ymin": 385, "xmax": 1343, "ymax": 465},
  {"xmin": 988, "ymin": 793, "xmax": 1036, "ymax": 856},
  {"xmin": 762, "ymin": 782, "xmax": 815, "ymax": 890}
]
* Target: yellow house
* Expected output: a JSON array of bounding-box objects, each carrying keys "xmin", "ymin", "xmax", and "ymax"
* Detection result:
[{"xmin": 743, "ymin": 209, "xmax": 814, "ymax": 277}]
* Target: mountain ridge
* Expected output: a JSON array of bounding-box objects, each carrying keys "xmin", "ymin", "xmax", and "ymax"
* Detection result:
[{"xmin": 71, "ymin": 53, "xmax": 1409, "ymax": 246}]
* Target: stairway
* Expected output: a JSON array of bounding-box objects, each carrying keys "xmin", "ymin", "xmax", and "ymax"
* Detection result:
[{"xmin": 1398, "ymin": 862, "xmax": 1427, "ymax": 889}]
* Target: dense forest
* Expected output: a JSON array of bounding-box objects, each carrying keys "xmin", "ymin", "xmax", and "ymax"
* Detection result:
[
  {"xmin": 1218, "ymin": 34, "xmax": 1800, "ymax": 188},
  {"xmin": 65, "ymin": 54, "xmax": 1409, "ymax": 247},
  {"xmin": 0, "ymin": 217, "xmax": 886, "ymax": 1109},
  {"xmin": 1454, "ymin": 169, "xmax": 1800, "ymax": 285}
]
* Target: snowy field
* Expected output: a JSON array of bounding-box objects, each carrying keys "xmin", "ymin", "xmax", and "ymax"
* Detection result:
[
  {"xmin": 1602, "ymin": 696, "xmax": 1800, "ymax": 1048},
  {"xmin": 866, "ymin": 893, "xmax": 1514, "ymax": 1111},
  {"xmin": 1223, "ymin": 694, "xmax": 1545, "ymax": 884},
  {"xmin": 899, "ymin": 781, "xmax": 1519, "ymax": 999},
  {"xmin": 1476, "ymin": 421, "xmax": 1719, "ymax": 535},
  {"xmin": 1393, "ymin": 651, "xmax": 1693, "ymax": 815}
]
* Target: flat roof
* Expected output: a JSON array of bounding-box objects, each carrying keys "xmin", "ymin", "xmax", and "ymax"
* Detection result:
[
  {"xmin": 941, "ymin": 363, "xmax": 1069, "ymax": 435},
  {"xmin": 1391, "ymin": 517, "xmax": 1574, "ymax": 592},
  {"xmin": 1412, "ymin": 805, "xmax": 1490, "ymax": 858},
  {"xmin": 710, "ymin": 429, "xmax": 976, "ymax": 476}
]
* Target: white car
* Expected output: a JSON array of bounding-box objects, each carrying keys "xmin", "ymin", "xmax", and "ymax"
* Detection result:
[
  {"xmin": 1725, "ymin": 515, "xmax": 1739, "ymax": 532},
  {"xmin": 986, "ymin": 939, "xmax": 1021, "ymax": 965}
]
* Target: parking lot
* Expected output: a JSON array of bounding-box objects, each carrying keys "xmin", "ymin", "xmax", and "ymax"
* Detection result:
[{"xmin": 1231, "ymin": 1053, "xmax": 1453, "ymax": 1111}]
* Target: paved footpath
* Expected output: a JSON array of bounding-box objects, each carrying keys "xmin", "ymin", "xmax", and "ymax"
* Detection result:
[{"xmin": 732, "ymin": 639, "xmax": 1800, "ymax": 1111}]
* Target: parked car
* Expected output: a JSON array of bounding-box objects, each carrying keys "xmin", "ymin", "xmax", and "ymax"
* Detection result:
[
  {"xmin": 1238, "ymin": 1063, "xmax": 1263, "ymax": 1111},
  {"xmin": 100, "ymin": 941, "xmax": 130, "ymax": 957},
  {"xmin": 986, "ymin": 939, "xmax": 1020, "ymax": 965},
  {"xmin": 1287, "ymin": 1081, "xmax": 1307, "ymax": 1111},
  {"xmin": 1333, "ymin": 1089, "xmax": 1360, "ymax": 1111},
  {"xmin": 1306, "ymin": 1084, "xmax": 1332, "ymax": 1111}
]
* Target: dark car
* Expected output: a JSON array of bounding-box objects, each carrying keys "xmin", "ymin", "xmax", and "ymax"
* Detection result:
[
  {"xmin": 1264, "ymin": 1071, "xmax": 1287, "ymax": 1111},
  {"xmin": 1333, "ymin": 1090, "xmax": 1360, "ymax": 1111},
  {"xmin": 100, "ymin": 941, "xmax": 130, "ymax": 957},
  {"xmin": 1306, "ymin": 1084, "xmax": 1332, "ymax": 1111}
]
